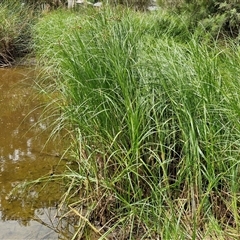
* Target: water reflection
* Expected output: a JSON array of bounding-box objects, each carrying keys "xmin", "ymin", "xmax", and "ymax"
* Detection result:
[{"xmin": 0, "ymin": 67, "xmax": 73, "ymax": 239}]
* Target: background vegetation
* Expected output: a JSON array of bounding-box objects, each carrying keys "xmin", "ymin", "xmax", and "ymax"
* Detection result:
[
  {"xmin": 160, "ymin": 0, "xmax": 240, "ymax": 39},
  {"xmin": 2, "ymin": 0, "xmax": 240, "ymax": 67}
]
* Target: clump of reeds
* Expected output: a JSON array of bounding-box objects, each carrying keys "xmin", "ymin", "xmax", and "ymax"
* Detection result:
[
  {"xmin": 0, "ymin": 0, "xmax": 35, "ymax": 66},
  {"xmin": 33, "ymin": 7, "xmax": 240, "ymax": 239}
]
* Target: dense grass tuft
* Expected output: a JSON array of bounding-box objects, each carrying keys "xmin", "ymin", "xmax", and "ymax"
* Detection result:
[
  {"xmin": 0, "ymin": 0, "xmax": 35, "ymax": 66},
  {"xmin": 33, "ymin": 7, "xmax": 240, "ymax": 239}
]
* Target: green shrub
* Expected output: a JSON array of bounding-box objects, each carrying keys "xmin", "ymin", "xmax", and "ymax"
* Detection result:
[
  {"xmin": 213, "ymin": 1, "xmax": 240, "ymax": 38},
  {"xmin": 159, "ymin": 0, "xmax": 240, "ymax": 39}
]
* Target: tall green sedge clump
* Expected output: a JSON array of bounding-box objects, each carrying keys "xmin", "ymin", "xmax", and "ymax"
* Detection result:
[
  {"xmin": 34, "ymin": 7, "xmax": 240, "ymax": 239},
  {"xmin": 0, "ymin": 0, "xmax": 35, "ymax": 66},
  {"xmin": 142, "ymin": 37, "xmax": 240, "ymax": 238}
]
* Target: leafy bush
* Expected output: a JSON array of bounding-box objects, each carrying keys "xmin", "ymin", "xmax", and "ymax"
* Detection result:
[
  {"xmin": 158, "ymin": 0, "xmax": 240, "ymax": 39},
  {"xmin": 213, "ymin": 1, "xmax": 240, "ymax": 38}
]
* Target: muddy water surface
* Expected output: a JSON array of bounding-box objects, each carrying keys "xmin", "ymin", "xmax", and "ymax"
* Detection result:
[{"xmin": 0, "ymin": 67, "xmax": 72, "ymax": 239}]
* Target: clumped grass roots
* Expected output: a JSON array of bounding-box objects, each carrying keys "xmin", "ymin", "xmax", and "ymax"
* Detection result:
[{"xmin": 34, "ymin": 7, "xmax": 240, "ymax": 239}]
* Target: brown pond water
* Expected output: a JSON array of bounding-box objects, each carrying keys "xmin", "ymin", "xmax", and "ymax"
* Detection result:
[{"xmin": 0, "ymin": 67, "xmax": 74, "ymax": 239}]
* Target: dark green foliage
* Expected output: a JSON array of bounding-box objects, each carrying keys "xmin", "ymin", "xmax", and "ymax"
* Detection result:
[
  {"xmin": 184, "ymin": 0, "xmax": 240, "ymax": 39},
  {"xmin": 214, "ymin": 1, "xmax": 240, "ymax": 37}
]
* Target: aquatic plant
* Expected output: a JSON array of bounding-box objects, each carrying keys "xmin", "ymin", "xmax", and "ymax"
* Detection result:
[{"xmin": 33, "ymin": 7, "xmax": 240, "ymax": 239}]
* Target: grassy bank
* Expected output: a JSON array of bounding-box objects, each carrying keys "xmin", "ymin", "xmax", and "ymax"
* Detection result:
[
  {"xmin": 33, "ymin": 7, "xmax": 240, "ymax": 239},
  {"xmin": 0, "ymin": 1, "xmax": 36, "ymax": 66}
]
